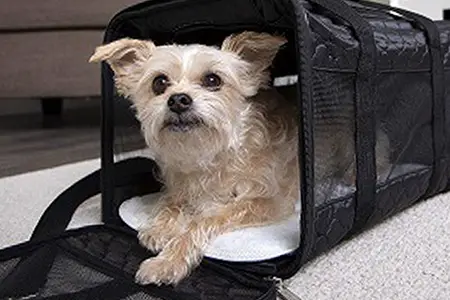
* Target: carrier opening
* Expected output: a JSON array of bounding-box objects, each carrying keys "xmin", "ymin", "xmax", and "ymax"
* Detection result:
[
  {"xmin": 102, "ymin": 0, "xmax": 306, "ymax": 264},
  {"xmin": 111, "ymin": 26, "xmax": 305, "ymax": 263}
]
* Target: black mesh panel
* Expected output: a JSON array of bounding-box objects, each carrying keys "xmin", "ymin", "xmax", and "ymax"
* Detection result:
[
  {"xmin": 0, "ymin": 227, "xmax": 274, "ymax": 300},
  {"xmin": 39, "ymin": 255, "xmax": 113, "ymax": 298},
  {"xmin": 312, "ymin": 71, "xmax": 356, "ymax": 206}
]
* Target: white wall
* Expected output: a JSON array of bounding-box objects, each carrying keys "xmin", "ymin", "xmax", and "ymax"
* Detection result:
[{"xmin": 391, "ymin": 0, "xmax": 448, "ymax": 20}]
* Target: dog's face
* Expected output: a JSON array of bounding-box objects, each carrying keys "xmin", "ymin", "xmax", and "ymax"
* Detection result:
[{"xmin": 90, "ymin": 32, "xmax": 286, "ymax": 168}]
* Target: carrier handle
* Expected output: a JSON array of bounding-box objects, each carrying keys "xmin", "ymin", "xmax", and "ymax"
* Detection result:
[
  {"xmin": 30, "ymin": 157, "xmax": 161, "ymax": 241},
  {"xmin": 349, "ymin": 0, "xmax": 446, "ymax": 196}
]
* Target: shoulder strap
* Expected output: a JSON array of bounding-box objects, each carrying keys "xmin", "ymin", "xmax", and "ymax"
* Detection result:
[{"xmin": 30, "ymin": 157, "xmax": 161, "ymax": 241}]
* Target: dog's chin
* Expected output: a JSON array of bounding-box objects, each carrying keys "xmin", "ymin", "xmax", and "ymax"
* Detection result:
[{"xmin": 162, "ymin": 113, "xmax": 204, "ymax": 133}]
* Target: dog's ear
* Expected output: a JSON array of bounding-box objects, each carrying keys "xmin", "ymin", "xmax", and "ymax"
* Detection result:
[
  {"xmin": 221, "ymin": 31, "xmax": 287, "ymax": 72},
  {"xmin": 89, "ymin": 38, "xmax": 155, "ymax": 97},
  {"xmin": 89, "ymin": 38, "xmax": 155, "ymax": 76}
]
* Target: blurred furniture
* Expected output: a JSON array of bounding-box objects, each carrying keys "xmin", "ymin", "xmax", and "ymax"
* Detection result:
[{"xmin": 0, "ymin": 0, "xmax": 142, "ymax": 127}]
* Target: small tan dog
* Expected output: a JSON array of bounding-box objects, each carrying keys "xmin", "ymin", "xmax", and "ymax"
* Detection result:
[
  {"xmin": 89, "ymin": 31, "xmax": 389, "ymax": 286},
  {"xmin": 90, "ymin": 31, "xmax": 299, "ymax": 286}
]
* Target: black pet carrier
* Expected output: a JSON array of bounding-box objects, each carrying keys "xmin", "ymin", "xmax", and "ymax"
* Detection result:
[{"xmin": 1, "ymin": 0, "xmax": 449, "ymax": 299}]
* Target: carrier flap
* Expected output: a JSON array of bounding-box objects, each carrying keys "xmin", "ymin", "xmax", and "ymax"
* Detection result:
[{"xmin": 0, "ymin": 226, "xmax": 277, "ymax": 300}]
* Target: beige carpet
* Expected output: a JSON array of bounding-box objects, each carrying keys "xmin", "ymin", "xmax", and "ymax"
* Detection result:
[
  {"xmin": 0, "ymin": 158, "xmax": 101, "ymax": 248},
  {"xmin": 0, "ymin": 159, "xmax": 449, "ymax": 299}
]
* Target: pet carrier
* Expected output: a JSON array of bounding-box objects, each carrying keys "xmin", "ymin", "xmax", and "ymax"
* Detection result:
[{"xmin": 0, "ymin": 0, "xmax": 449, "ymax": 299}]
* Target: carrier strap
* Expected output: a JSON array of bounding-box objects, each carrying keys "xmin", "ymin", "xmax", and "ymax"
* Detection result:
[
  {"xmin": 309, "ymin": 0, "xmax": 379, "ymax": 232},
  {"xmin": 288, "ymin": 0, "xmax": 378, "ymax": 269},
  {"xmin": 0, "ymin": 157, "xmax": 160, "ymax": 298},
  {"xmin": 289, "ymin": 0, "xmax": 316, "ymax": 269},
  {"xmin": 30, "ymin": 157, "xmax": 160, "ymax": 241},
  {"xmin": 350, "ymin": 1, "xmax": 446, "ymax": 196}
]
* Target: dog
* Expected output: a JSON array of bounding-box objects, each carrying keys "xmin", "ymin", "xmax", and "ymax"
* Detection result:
[{"xmin": 89, "ymin": 31, "xmax": 390, "ymax": 286}]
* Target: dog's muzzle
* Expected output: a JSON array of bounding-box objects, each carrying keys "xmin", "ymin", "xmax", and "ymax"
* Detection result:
[{"xmin": 163, "ymin": 111, "xmax": 204, "ymax": 133}]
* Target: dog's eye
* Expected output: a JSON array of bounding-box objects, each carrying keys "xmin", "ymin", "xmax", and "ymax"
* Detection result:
[
  {"xmin": 152, "ymin": 74, "xmax": 170, "ymax": 95},
  {"xmin": 202, "ymin": 73, "xmax": 222, "ymax": 90}
]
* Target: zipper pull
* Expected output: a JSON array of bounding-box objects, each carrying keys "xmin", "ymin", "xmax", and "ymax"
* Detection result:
[{"xmin": 271, "ymin": 277, "xmax": 302, "ymax": 300}]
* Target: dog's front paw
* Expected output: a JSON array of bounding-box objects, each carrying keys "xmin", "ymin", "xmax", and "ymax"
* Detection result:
[
  {"xmin": 138, "ymin": 202, "xmax": 186, "ymax": 253},
  {"xmin": 138, "ymin": 228, "xmax": 171, "ymax": 253},
  {"xmin": 135, "ymin": 256, "xmax": 189, "ymax": 286}
]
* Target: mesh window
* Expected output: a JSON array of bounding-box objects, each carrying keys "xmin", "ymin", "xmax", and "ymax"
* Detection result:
[
  {"xmin": 375, "ymin": 72, "xmax": 433, "ymax": 180},
  {"xmin": 368, "ymin": 72, "xmax": 435, "ymax": 220},
  {"xmin": 308, "ymin": 70, "xmax": 434, "ymax": 206},
  {"xmin": 39, "ymin": 255, "xmax": 113, "ymax": 298},
  {"xmin": 311, "ymin": 71, "xmax": 356, "ymax": 206},
  {"xmin": 0, "ymin": 228, "xmax": 273, "ymax": 300},
  {"xmin": 0, "ymin": 251, "xmax": 121, "ymax": 300}
]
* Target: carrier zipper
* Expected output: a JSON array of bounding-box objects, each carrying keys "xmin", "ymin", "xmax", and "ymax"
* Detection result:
[{"xmin": 267, "ymin": 277, "xmax": 302, "ymax": 300}]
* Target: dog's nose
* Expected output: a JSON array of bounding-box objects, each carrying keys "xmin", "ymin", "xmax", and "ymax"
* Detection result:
[{"xmin": 167, "ymin": 93, "xmax": 193, "ymax": 114}]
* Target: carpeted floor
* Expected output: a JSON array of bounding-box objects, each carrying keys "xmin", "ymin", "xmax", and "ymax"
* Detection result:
[
  {"xmin": 0, "ymin": 159, "xmax": 448, "ymax": 299},
  {"xmin": 0, "ymin": 158, "xmax": 101, "ymax": 247}
]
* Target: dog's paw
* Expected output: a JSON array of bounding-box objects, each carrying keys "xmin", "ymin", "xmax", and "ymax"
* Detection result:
[
  {"xmin": 137, "ymin": 228, "xmax": 170, "ymax": 253},
  {"xmin": 135, "ymin": 256, "xmax": 189, "ymax": 286}
]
